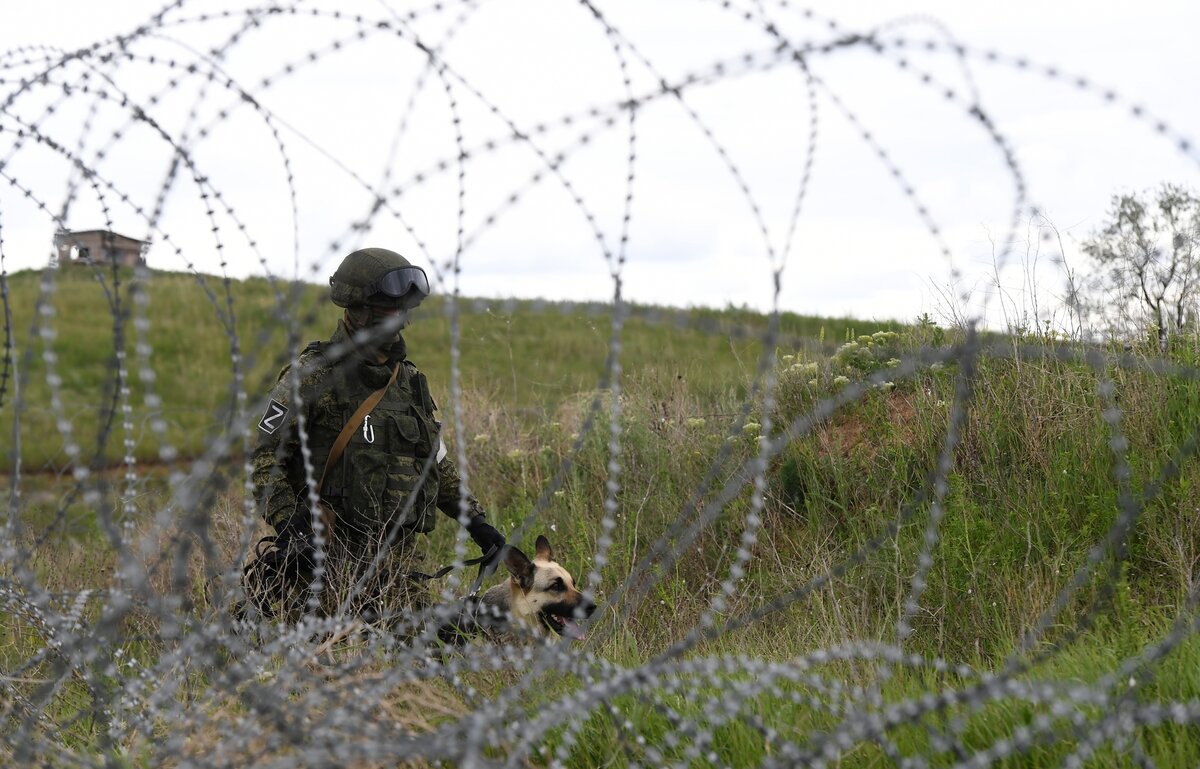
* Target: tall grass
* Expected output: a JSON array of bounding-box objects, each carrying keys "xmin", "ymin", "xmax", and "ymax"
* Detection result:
[{"xmin": 4, "ymin": 268, "xmax": 1200, "ymax": 765}]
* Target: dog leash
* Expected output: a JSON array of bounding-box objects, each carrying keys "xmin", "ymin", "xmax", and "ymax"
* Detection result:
[{"xmin": 403, "ymin": 544, "xmax": 502, "ymax": 597}]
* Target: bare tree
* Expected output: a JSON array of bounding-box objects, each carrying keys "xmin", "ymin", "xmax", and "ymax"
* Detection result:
[{"xmin": 1082, "ymin": 184, "xmax": 1200, "ymax": 350}]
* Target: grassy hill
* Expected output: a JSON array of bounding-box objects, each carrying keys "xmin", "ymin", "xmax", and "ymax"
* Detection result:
[
  {"xmin": 4, "ymin": 264, "xmax": 1200, "ymax": 766},
  {"xmin": 1, "ymin": 265, "xmax": 900, "ymax": 473}
]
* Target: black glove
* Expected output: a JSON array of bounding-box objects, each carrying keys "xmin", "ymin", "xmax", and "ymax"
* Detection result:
[
  {"xmin": 466, "ymin": 515, "xmax": 505, "ymax": 558},
  {"xmin": 242, "ymin": 515, "xmax": 317, "ymax": 617},
  {"xmin": 262, "ymin": 512, "xmax": 317, "ymax": 583}
]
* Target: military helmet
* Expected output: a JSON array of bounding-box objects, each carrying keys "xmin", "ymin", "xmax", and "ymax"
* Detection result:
[{"xmin": 329, "ymin": 247, "xmax": 430, "ymax": 309}]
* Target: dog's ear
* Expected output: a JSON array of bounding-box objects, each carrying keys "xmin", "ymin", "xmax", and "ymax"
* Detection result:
[
  {"xmin": 535, "ymin": 535, "xmax": 553, "ymax": 562},
  {"xmin": 504, "ymin": 545, "xmax": 535, "ymax": 591}
]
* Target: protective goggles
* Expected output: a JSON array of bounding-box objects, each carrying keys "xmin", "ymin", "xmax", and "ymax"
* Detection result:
[{"xmin": 363, "ymin": 266, "xmax": 430, "ymax": 305}]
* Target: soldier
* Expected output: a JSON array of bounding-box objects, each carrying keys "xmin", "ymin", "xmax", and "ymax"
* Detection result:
[{"xmin": 245, "ymin": 247, "xmax": 505, "ymax": 621}]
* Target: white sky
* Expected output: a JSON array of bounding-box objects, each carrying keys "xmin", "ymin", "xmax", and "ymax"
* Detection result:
[{"xmin": 1, "ymin": 0, "xmax": 1198, "ymax": 327}]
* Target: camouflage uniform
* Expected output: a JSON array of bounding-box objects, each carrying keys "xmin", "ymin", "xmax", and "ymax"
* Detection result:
[{"xmin": 251, "ymin": 321, "xmax": 484, "ymax": 541}]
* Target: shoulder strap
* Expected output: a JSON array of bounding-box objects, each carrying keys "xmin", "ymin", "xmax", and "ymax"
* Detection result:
[{"xmin": 315, "ymin": 361, "xmax": 401, "ymax": 538}]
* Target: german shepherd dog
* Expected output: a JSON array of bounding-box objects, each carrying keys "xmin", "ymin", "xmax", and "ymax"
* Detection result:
[{"xmin": 438, "ymin": 535, "xmax": 595, "ymax": 644}]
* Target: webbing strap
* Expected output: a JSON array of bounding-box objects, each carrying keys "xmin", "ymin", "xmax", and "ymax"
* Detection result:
[
  {"xmin": 315, "ymin": 361, "xmax": 401, "ymax": 538},
  {"xmin": 404, "ymin": 545, "xmax": 499, "ymax": 584}
]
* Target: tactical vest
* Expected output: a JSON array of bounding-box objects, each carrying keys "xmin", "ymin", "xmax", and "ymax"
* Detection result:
[{"xmin": 305, "ymin": 343, "xmax": 442, "ymax": 538}]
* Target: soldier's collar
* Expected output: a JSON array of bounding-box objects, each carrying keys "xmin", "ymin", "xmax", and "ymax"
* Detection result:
[
  {"xmin": 382, "ymin": 334, "xmax": 407, "ymax": 363},
  {"xmin": 330, "ymin": 320, "xmax": 407, "ymax": 363}
]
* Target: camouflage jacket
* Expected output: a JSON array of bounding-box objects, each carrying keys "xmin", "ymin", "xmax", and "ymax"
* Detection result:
[{"xmin": 250, "ymin": 321, "xmax": 485, "ymax": 539}]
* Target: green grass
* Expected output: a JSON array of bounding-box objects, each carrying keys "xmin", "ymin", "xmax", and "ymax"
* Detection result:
[
  {"xmin": 2, "ymin": 265, "xmax": 897, "ymax": 472},
  {"xmin": 4, "ymin": 266, "xmax": 1200, "ymax": 765}
]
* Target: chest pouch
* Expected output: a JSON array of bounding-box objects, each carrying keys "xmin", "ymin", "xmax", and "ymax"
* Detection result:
[
  {"xmin": 338, "ymin": 368, "xmax": 442, "ymax": 535},
  {"xmin": 314, "ymin": 362, "xmax": 400, "ymax": 541}
]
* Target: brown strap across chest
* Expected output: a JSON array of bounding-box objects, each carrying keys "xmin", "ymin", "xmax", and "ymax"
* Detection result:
[{"xmin": 315, "ymin": 361, "xmax": 401, "ymax": 538}]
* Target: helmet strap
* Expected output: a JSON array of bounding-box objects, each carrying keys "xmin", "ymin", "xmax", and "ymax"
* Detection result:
[{"xmin": 343, "ymin": 306, "xmax": 370, "ymax": 333}]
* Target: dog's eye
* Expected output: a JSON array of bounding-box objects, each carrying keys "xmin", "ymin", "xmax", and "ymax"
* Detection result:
[{"xmin": 551, "ymin": 577, "xmax": 566, "ymax": 592}]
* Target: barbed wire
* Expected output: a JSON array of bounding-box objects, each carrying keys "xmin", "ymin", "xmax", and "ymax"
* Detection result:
[{"xmin": 3, "ymin": 1, "xmax": 1200, "ymax": 766}]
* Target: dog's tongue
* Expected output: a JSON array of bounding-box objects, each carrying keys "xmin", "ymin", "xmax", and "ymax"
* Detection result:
[{"xmin": 561, "ymin": 618, "xmax": 586, "ymax": 641}]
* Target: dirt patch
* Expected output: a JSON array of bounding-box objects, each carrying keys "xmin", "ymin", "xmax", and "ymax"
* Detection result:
[{"xmin": 813, "ymin": 391, "xmax": 927, "ymax": 459}]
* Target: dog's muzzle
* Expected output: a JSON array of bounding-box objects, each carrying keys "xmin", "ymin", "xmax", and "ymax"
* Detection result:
[{"xmin": 541, "ymin": 599, "xmax": 596, "ymax": 640}]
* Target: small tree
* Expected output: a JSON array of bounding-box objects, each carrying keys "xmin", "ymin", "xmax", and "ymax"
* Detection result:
[{"xmin": 1081, "ymin": 184, "xmax": 1200, "ymax": 350}]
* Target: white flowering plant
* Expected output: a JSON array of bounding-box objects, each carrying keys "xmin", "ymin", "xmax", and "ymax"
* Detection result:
[{"xmin": 832, "ymin": 331, "xmax": 902, "ymax": 377}]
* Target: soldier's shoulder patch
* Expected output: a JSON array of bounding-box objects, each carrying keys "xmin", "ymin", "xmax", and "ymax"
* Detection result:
[{"xmin": 258, "ymin": 399, "xmax": 289, "ymax": 434}]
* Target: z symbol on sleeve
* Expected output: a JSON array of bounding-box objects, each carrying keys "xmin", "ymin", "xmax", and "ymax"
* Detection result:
[{"xmin": 258, "ymin": 400, "xmax": 289, "ymax": 434}]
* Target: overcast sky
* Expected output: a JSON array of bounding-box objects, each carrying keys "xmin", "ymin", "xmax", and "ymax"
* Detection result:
[{"xmin": 2, "ymin": 0, "xmax": 1198, "ymax": 327}]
